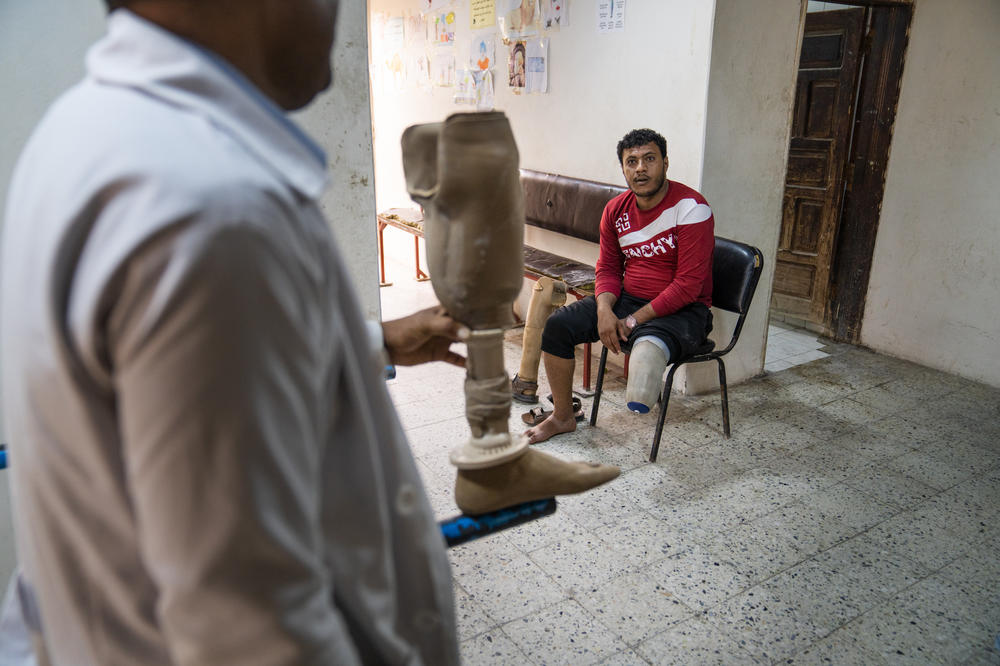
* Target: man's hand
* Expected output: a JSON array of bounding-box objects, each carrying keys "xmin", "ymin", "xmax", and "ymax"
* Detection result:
[
  {"xmin": 382, "ymin": 306, "xmax": 468, "ymax": 368},
  {"xmin": 596, "ymin": 307, "xmax": 630, "ymax": 355}
]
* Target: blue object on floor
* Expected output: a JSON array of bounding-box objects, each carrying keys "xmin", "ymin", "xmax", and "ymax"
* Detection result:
[
  {"xmin": 994, "ymin": 632, "xmax": 999, "ymax": 651},
  {"xmin": 438, "ymin": 497, "xmax": 556, "ymax": 548},
  {"xmin": 0, "ymin": 445, "xmax": 7, "ymax": 470},
  {"xmin": 385, "ymin": 365, "xmax": 396, "ymax": 380}
]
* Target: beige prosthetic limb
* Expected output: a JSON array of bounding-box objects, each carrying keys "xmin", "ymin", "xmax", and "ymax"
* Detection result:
[
  {"xmin": 512, "ymin": 277, "xmax": 567, "ymax": 402},
  {"xmin": 624, "ymin": 337, "xmax": 670, "ymax": 414},
  {"xmin": 401, "ymin": 112, "xmax": 618, "ymax": 514}
]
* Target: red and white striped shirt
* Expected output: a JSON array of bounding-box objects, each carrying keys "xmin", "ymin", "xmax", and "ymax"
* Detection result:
[{"xmin": 595, "ymin": 180, "xmax": 714, "ymax": 316}]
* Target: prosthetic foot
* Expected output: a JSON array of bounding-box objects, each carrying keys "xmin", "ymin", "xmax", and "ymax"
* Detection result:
[
  {"xmin": 625, "ymin": 337, "xmax": 670, "ymax": 414},
  {"xmin": 513, "ymin": 277, "xmax": 567, "ymax": 404},
  {"xmin": 454, "ymin": 448, "xmax": 620, "ymax": 515},
  {"xmin": 401, "ymin": 112, "xmax": 618, "ymax": 513}
]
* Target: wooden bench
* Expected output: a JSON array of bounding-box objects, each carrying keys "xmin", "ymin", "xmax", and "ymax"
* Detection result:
[
  {"xmin": 376, "ymin": 208, "xmax": 430, "ymax": 286},
  {"xmin": 375, "ymin": 169, "xmax": 625, "ymax": 389}
]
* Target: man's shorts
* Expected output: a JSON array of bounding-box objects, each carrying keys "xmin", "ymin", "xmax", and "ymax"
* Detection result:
[{"xmin": 540, "ymin": 291, "xmax": 713, "ymax": 361}]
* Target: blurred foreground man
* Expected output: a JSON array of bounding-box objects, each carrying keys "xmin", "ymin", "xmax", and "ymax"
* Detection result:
[{"xmin": 1, "ymin": 1, "xmax": 461, "ymax": 663}]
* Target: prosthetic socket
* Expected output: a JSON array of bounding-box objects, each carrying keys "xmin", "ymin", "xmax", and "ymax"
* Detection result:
[
  {"xmin": 401, "ymin": 112, "xmax": 528, "ymax": 469},
  {"xmin": 625, "ymin": 338, "xmax": 670, "ymax": 414}
]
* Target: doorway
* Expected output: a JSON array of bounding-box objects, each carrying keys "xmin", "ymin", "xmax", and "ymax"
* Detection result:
[{"xmin": 770, "ymin": 0, "xmax": 912, "ymax": 343}]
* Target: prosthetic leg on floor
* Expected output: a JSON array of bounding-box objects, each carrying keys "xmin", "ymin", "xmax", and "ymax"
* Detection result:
[
  {"xmin": 401, "ymin": 112, "xmax": 619, "ymax": 516},
  {"xmin": 512, "ymin": 277, "xmax": 567, "ymax": 404}
]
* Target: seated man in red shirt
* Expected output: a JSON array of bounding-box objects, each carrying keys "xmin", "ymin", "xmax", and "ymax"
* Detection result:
[{"xmin": 526, "ymin": 128, "xmax": 714, "ymax": 444}]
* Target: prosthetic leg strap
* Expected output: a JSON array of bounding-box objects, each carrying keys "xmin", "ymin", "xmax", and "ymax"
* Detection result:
[
  {"xmin": 464, "ymin": 375, "xmax": 511, "ymax": 421},
  {"xmin": 439, "ymin": 497, "xmax": 556, "ymax": 548}
]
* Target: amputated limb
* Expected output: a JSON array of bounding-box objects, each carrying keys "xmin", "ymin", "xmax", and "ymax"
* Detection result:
[
  {"xmin": 625, "ymin": 337, "xmax": 670, "ymax": 414},
  {"xmin": 401, "ymin": 112, "xmax": 618, "ymax": 515},
  {"xmin": 512, "ymin": 277, "xmax": 567, "ymax": 403}
]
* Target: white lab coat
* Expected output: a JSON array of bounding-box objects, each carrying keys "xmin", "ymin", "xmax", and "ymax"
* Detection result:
[{"xmin": 1, "ymin": 10, "xmax": 457, "ymax": 665}]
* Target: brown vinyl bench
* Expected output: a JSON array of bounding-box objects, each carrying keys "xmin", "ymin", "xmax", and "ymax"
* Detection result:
[
  {"xmin": 519, "ymin": 169, "xmax": 626, "ymax": 390},
  {"xmin": 375, "ymin": 169, "xmax": 626, "ymax": 389}
]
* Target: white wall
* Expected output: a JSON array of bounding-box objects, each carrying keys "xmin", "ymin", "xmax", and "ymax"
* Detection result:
[
  {"xmin": 696, "ymin": 0, "xmax": 804, "ymax": 390},
  {"xmin": 295, "ymin": 0, "xmax": 380, "ymax": 319},
  {"xmin": 369, "ymin": 0, "xmax": 716, "ymax": 271},
  {"xmin": 861, "ymin": 0, "xmax": 1000, "ymax": 387}
]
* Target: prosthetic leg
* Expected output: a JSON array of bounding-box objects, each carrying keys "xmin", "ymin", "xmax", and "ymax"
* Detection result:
[
  {"xmin": 624, "ymin": 337, "xmax": 670, "ymax": 414},
  {"xmin": 512, "ymin": 277, "xmax": 567, "ymax": 404},
  {"xmin": 401, "ymin": 112, "xmax": 619, "ymax": 515}
]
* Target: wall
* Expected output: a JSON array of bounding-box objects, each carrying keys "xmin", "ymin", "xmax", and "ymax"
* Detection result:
[
  {"xmin": 369, "ymin": 0, "xmax": 717, "ymax": 272},
  {"xmin": 295, "ymin": 0, "xmax": 381, "ymax": 319},
  {"xmin": 696, "ymin": 0, "xmax": 804, "ymax": 390},
  {"xmin": 861, "ymin": 0, "xmax": 1000, "ymax": 387}
]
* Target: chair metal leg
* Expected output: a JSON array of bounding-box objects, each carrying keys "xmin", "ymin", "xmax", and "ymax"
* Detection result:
[
  {"xmin": 649, "ymin": 364, "xmax": 680, "ymax": 462},
  {"xmin": 717, "ymin": 358, "xmax": 731, "ymax": 438},
  {"xmin": 589, "ymin": 347, "xmax": 609, "ymax": 426}
]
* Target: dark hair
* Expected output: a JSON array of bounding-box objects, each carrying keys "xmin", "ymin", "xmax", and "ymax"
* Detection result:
[
  {"xmin": 616, "ymin": 128, "xmax": 667, "ymax": 164},
  {"xmin": 105, "ymin": 0, "xmax": 128, "ymax": 9}
]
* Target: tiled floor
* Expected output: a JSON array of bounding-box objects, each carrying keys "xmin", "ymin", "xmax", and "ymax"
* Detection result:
[
  {"xmin": 764, "ymin": 323, "xmax": 830, "ymax": 374},
  {"xmin": 380, "ymin": 238, "xmax": 1000, "ymax": 665}
]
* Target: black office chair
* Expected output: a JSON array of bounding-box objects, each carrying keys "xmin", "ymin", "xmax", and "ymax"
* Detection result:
[{"xmin": 588, "ymin": 237, "xmax": 764, "ymax": 462}]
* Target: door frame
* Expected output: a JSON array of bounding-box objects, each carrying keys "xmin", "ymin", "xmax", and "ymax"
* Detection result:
[
  {"xmin": 827, "ymin": 1, "xmax": 912, "ymax": 342},
  {"xmin": 772, "ymin": 0, "xmax": 912, "ymax": 342}
]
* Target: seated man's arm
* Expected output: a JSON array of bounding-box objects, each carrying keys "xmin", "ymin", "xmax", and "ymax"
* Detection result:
[
  {"xmin": 110, "ymin": 221, "xmax": 358, "ymax": 665},
  {"xmin": 594, "ymin": 205, "xmax": 630, "ymax": 353}
]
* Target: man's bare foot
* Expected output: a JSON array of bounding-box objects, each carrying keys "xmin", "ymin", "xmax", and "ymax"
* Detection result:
[{"xmin": 525, "ymin": 412, "xmax": 577, "ymax": 444}]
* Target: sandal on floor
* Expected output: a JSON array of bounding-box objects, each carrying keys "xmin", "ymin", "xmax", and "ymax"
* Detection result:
[
  {"xmin": 511, "ymin": 373, "xmax": 540, "ymax": 404},
  {"xmin": 521, "ymin": 404, "xmax": 585, "ymax": 426}
]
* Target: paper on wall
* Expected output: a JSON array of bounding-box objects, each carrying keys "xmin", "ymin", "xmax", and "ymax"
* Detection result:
[
  {"xmin": 470, "ymin": 0, "xmax": 497, "ymax": 29},
  {"xmin": 597, "ymin": 0, "xmax": 625, "ymax": 33},
  {"xmin": 431, "ymin": 52, "xmax": 456, "ymax": 87},
  {"xmin": 543, "ymin": 0, "xmax": 569, "ymax": 30},
  {"xmin": 525, "ymin": 38, "xmax": 548, "ymax": 93},
  {"xmin": 497, "ymin": 0, "xmax": 540, "ymax": 43},
  {"xmin": 470, "ymin": 32, "xmax": 497, "ymax": 71}
]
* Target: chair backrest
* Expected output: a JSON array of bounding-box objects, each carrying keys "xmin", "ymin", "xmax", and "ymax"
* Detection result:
[{"xmin": 710, "ymin": 237, "xmax": 764, "ymax": 354}]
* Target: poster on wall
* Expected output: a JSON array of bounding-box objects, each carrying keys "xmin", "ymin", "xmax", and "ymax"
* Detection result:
[
  {"xmin": 497, "ymin": 0, "xmax": 540, "ymax": 43},
  {"xmin": 507, "ymin": 40, "xmax": 526, "ymax": 91},
  {"xmin": 470, "ymin": 0, "xmax": 497, "ymax": 29},
  {"xmin": 470, "ymin": 32, "xmax": 497, "ymax": 72},
  {"xmin": 428, "ymin": 11, "xmax": 457, "ymax": 45},
  {"xmin": 477, "ymin": 70, "xmax": 496, "ymax": 109},
  {"xmin": 431, "ymin": 52, "xmax": 456, "ymax": 87},
  {"xmin": 525, "ymin": 38, "xmax": 548, "ymax": 93},
  {"xmin": 597, "ymin": 0, "xmax": 625, "ymax": 33},
  {"xmin": 543, "ymin": 0, "xmax": 569, "ymax": 30},
  {"xmin": 420, "ymin": 0, "xmax": 454, "ymax": 12},
  {"xmin": 409, "ymin": 53, "xmax": 432, "ymax": 89},
  {"xmin": 404, "ymin": 12, "xmax": 426, "ymax": 46},
  {"xmin": 507, "ymin": 38, "xmax": 547, "ymax": 94},
  {"xmin": 454, "ymin": 69, "xmax": 496, "ymax": 110},
  {"xmin": 454, "ymin": 69, "xmax": 478, "ymax": 105},
  {"xmin": 383, "ymin": 15, "xmax": 405, "ymax": 50}
]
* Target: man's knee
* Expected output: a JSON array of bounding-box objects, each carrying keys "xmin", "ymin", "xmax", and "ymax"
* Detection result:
[{"xmin": 540, "ymin": 308, "xmax": 578, "ymax": 359}]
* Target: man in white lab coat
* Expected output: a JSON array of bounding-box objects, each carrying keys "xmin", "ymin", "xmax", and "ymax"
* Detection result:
[{"xmin": 1, "ymin": 1, "xmax": 462, "ymax": 663}]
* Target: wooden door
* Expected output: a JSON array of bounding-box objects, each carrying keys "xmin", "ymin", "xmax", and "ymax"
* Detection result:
[{"xmin": 771, "ymin": 8, "xmax": 865, "ymax": 329}]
